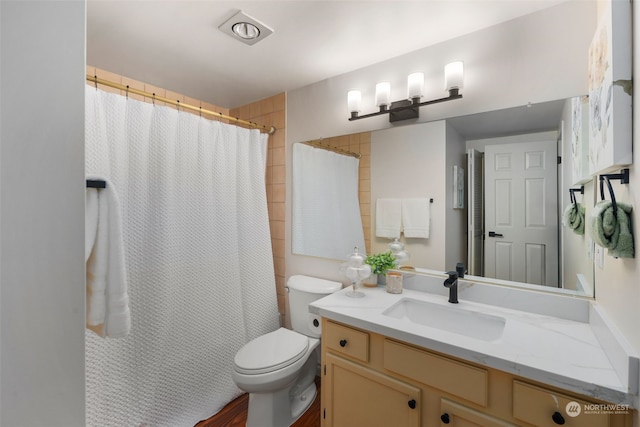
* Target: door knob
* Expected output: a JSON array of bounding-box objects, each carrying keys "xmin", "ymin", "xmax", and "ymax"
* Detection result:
[
  {"xmin": 339, "ymin": 339, "xmax": 347, "ymax": 347},
  {"xmin": 488, "ymin": 231, "xmax": 504, "ymax": 238},
  {"xmin": 440, "ymin": 413, "xmax": 450, "ymax": 423},
  {"xmin": 407, "ymin": 399, "xmax": 416, "ymax": 409}
]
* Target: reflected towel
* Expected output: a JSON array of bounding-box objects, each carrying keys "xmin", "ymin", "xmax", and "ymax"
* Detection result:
[
  {"xmin": 563, "ymin": 203, "xmax": 585, "ymax": 235},
  {"xmin": 589, "ymin": 200, "xmax": 634, "ymax": 259},
  {"xmin": 402, "ymin": 198, "xmax": 430, "ymax": 239},
  {"xmin": 86, "ymin": 176, "xmax": 131, "ymax": 338},
  {"xmin": 376, "ymin": 199, "xmax": 402, "ymax": 239}
]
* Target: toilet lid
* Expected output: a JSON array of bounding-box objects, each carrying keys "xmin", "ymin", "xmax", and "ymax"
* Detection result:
[{"xmin": 234, "ymin": 328, "xmax": 309, "ymax": 375}]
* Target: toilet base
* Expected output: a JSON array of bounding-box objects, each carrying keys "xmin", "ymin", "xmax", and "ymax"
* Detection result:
[
  {"xmin": 290, "ymin": 381, "xmax": 317, "ymax": 423},
  {"xmin": 245, "ymin": 381, "xmax": 316, "ymax": 427}
]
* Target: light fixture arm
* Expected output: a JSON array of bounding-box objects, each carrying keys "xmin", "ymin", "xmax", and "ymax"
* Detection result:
[{"xmin": 348, "ymin": 88, "xmax": 462, "ymax": 121}]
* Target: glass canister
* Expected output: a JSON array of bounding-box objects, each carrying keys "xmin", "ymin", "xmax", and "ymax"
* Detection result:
[{"xmin": 386, "ymin": 271, "xmax": 403, "ymax": 294}]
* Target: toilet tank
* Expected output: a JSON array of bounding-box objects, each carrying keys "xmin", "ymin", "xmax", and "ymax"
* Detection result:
[{"xmin": 288, "ymin": 275, "xmax": 342, "ymax": 338}]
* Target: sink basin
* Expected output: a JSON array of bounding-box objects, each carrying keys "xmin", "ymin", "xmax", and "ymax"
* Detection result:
[{"xmin": 382, "ymin": 298, "xmax": 506, "ymax": 341}]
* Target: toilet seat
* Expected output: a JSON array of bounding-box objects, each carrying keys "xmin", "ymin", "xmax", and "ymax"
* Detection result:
[{"xmin": 234, "ymin": 328, "xmax": 309, "ymax": 375}]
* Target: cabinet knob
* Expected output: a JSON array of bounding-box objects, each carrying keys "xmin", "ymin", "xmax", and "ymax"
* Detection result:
[
  {"xmin": 407, "ymin": 399, "xmax": 416, "ymax": 409},
  {"xmin": 440, "ymin": 413, "xmax": 450, "ymax": 424},
  {"xmin": 339, "ymin": 339, "xmax": 347, "ymax": 347},
  {"xmin": 552, "ymin": 411, "xmax": 565, "ymax": 425}
]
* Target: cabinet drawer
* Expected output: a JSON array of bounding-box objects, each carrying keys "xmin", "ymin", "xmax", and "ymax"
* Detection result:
[
  {"xmin": 325, "ymin": 320, "xmax": 369, "ymax": 363},
  {"xmin": 513, "ymin": 380, "xmax": 611, "ymax": 427},
  {"xmin": 384, "ymin": 339, "xmax": 488, "ymax": 407},
  {"xmin": 441, "ymin": 398, "xmax": 518, "ymax": 427}
]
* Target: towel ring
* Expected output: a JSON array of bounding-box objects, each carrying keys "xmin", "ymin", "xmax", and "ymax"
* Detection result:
[
  {"xmin": 599, "ymin": 169, "xmax": 630, "ymax": 217},
  {"xmin": 599, "ymin": 175, "xmax": 618, "ymax": 217}
]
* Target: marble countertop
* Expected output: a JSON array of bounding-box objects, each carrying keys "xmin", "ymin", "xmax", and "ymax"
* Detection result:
[{"xmin": 310, "ymin": 283, "xmax": 638, "ymax": 408}]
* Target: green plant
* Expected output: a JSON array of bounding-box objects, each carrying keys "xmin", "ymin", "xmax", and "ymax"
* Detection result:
[{"xmin": 365, "ymin": 251, "xmax": 396, "ymax": 275}]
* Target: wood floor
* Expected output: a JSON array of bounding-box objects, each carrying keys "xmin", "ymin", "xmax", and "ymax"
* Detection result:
[{"xmin": 195, "ymin": 378, "xmax": 321, "ymax": 427}]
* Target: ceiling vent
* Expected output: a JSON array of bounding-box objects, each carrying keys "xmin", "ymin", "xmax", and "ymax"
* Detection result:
[{"xmin": 219, "ymin": 11, "xmax": 274, "ymax": 46}]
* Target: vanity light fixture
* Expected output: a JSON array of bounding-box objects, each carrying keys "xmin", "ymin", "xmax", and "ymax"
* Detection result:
[{"xmin": 347, "ymin": 61, "xmax": 464, "ymax": 122}]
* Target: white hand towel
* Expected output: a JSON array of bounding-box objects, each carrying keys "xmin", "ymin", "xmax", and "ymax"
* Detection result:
[
  {"xmin": 86, "ymin": 176, "xmax": 131, "ymax": 338},
  {"xmin": 402, "ymin": 198, "xmax": 431, "ymax": 239},
  {"xmin": 85, "ymin": 188, "xmax": 99, "ymax": 262},
  {"xmin": 376, "ymin": 198, "xmax": 402, "ymax": 239}
]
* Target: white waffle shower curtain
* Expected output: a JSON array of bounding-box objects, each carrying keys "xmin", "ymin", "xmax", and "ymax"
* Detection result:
[{"xmin": 85, "ymin": 88, "xmax": 280, "ymax": 426}]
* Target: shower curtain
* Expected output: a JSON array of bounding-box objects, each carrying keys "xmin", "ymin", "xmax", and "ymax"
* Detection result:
[
  {"xmin": 292, "ymin": 143, "xmax": 366, "ymax": 260},
  {"xmin": 85, "ymin": 88, "xmax": 280, "ymax": 426}
]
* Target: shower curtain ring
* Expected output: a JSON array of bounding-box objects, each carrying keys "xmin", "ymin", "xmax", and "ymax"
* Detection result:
[
  {"xmin": 94, "ymin": 75, "xmax": 98, "ymax": 90},
  {"xmin": 152, "ymin": 93, "xmax": 156, "ymax": 106},
  {"xmin": 125, "ymin": 85, "xmax": 130, "ymax": 100}
]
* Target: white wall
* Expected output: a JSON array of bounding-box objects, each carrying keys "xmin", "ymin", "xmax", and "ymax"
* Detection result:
[
  {"xmin": 559, "ymin": 99, "xmax": 596, "ymax": 294},
  {"xmin": 0, "ymin": 2, "xmax": 86, "ymax": 426},
  {"xmin": 370, "ymin": 121, "xmax": 447, "ymax": 270},
  {"xmin": 445, "ymin": 123, "xmax": 467, "ymax": 270},
  {"xmin": 286, "ymin": 1, "xmax": 595, "ymax": 283},
  {"xmin": 594, "ymin": 0, "xmax": 640, "ymax": 360}
]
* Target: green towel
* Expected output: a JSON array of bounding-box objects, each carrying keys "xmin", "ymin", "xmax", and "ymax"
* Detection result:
[
  {"xmin": 563, "ymin": 203, "xmax": 585, "ymax": 235},
  {"xmin": 589, "ymin": 200, "xmax": 634, "ymax": 258}
]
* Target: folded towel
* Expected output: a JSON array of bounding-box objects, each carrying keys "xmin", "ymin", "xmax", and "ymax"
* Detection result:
[
  {"xmin": 86, "ymin": 176, "xmax": 131, "ymax": 338},
  {"xmin": 563, "ymin": 203, "xmax": 586, "ymax": 235},
  {"xmin": 376, "ymin": 199, "xmax": 402, "ymax": 238},
  {"xmin": 589, "ymin": 200, "xmax": 634, "ymax": 259},
  {"xmin": 402, "ymin": 198, "xmax": 431, "ymax": 239}
]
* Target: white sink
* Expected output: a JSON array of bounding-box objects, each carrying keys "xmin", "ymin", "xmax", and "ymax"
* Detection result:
[{"xmin": 382, "ymin": 298, "xmax": 506, "ymax": 341}]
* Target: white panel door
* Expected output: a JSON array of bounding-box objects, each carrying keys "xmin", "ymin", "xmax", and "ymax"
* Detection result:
[{"xmin": 484, "ymin": 140, "xmax": 558, "ymax": 286}]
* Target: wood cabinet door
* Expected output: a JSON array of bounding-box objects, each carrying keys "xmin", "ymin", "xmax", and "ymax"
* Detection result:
[{"xmin": 323, "ymin": 353, "xmax": 420, "ymax": 427}]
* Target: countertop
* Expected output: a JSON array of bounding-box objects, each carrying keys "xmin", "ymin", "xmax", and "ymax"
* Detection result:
[{"xmin": 310, "ymin": 283, "xmax": 639, "ymax": 407}]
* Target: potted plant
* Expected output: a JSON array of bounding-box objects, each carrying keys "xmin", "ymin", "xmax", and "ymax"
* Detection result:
[{"xmin": 364, "ymin": 251, "xmax": 396, "ymax": 286}]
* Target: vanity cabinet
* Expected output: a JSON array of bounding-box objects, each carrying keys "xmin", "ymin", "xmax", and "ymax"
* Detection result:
[
  {"xmin": 324, "ymin": 353, "xmax": 420, "ymax": 427},
  {"xmin": 321, "ymin": 319, "xmax": 633, "ymax": 427}
]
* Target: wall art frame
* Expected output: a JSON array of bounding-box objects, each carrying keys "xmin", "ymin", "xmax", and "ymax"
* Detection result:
[{"xmin": 588, "ymin": 0, "xmax": 632, "ymax": 176}]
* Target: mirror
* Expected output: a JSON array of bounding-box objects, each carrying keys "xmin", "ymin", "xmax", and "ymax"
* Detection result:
[{"xmin": 293, "ymin": 97, "xmax": 595, "ymax": 297}]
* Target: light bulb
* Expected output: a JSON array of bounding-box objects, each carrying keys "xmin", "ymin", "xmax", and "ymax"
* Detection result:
[
  {"xmin": 375, "ymin": 82, "xmax": 391, "ymax": 107},
  {"xmin": 407, "ymin": 72, "xmax": 424, "ymax": 99},
  {"xmin": 347, "ymin": 90, "xmax": 362, "ymax": 113},
  {"xmin": 445, "ymin": 61, "xmax": 464, "ymax": 91}
]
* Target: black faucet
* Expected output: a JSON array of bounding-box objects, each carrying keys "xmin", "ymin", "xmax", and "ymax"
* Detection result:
[{"xmin": 443, "ymin": 271, "xmax": 459, "ymax": 304}]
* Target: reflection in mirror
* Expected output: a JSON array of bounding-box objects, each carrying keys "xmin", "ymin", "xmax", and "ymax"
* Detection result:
[
  {"xmin": 291, "ymin": 141, "xmax": 366, "ymax": 261},
  {"xmin": 293, "ymin": 98, "xmax": 595, "ymax": 297}
]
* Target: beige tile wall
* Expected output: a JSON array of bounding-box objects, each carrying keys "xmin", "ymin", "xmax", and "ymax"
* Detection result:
[
  {"xmin": 86, "ymin": 66, "xmax": 287, "ymax": 323},
  {"xmin": 229, "ymin": 96, "xmax": 287, "ymax": 322},
  {"xmin": 298, "ymin": 133, "xmax": 372, "ymax": 254}
]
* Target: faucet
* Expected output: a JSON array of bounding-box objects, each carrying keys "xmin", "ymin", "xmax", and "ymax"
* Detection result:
[{"xmin": 443, "ymin": 271, "xmax": 459, "ymax": 304}]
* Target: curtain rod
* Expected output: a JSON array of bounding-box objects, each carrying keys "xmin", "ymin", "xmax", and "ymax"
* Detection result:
[
  {"xmin": 86, "ymin": 75, "xmax": 276, "ymax": 135},
  {"xmin": 301, "ymin": 140, "xmax": 361, "ymax": 159}
]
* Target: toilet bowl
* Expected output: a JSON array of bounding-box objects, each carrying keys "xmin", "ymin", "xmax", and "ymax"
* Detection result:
[{"xmin": 231, "ymin": 275, "xmax": 341, "ymax": 427}]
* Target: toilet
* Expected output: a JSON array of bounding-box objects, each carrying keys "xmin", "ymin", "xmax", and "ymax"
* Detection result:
[{"xmin": 232, "ymin": 275, "xmax": 342, "ymax": 427}]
